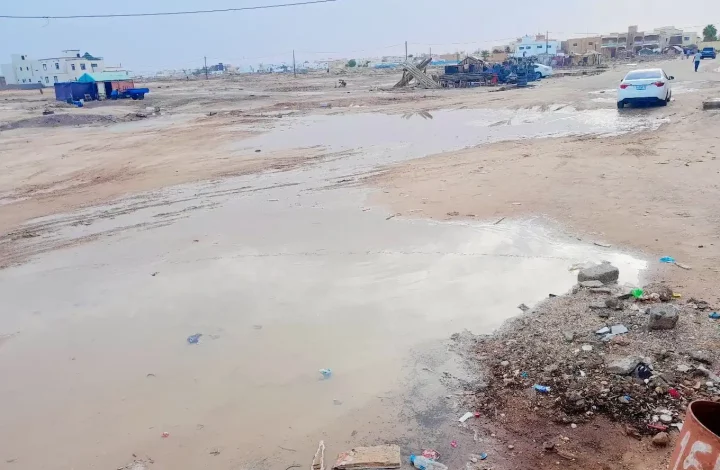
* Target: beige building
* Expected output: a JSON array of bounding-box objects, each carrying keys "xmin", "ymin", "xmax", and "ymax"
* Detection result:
[{"xmin": 564, "ymin": 36, "xmax": 601, "ymax": 54}]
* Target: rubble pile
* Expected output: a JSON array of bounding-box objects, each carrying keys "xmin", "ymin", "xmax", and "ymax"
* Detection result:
[{"xmin": 465, "ymin": 263, "xmax": 720, "ymax": 437}]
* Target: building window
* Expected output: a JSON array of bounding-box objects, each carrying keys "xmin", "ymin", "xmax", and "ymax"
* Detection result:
[
  {"xmin": 42, "ymin": 63, "xmax": 47, "ymax": 71},
  {"xmin": 71, "ymin": 64, "xmax": 76, "ymax": 71},
  {"xmin": 588, "ymin": 42, "xmax": 594, "ymax": 45},
  {"xmin": 53, "ymin": 76, "xmax": 58, "ymax": 83},
  {"xmin": 44, "ymin": 77, "xmax": 49, "ymax": 83},
  {"xmin": 572, "ymin": 43, "xmax": 578, "ymax": 46},
  {"xmin": 54, "ymin": 63, "xmax": 59, "ymax": 69},
  {"xmin": 19, "ymin": 67, "xmax": 22, "ymax": 72},
  {"xmin": 21, "ymin": 55, "xmax": 25, "ymax": 60},
  {"xmin": 80, "ymin": 63, "xmax": 86, "ymax": 70},
  {"xmin": 684, "ymin": 36, "xmax": 690, "ymax": 41},
  {"xmin": 21, "ymin": 79, "xmax": 26, "ymax": 83},
  {"xmin": 91, "ymin": 63, "xmax": 97, "ymax": 69},
  {"xmin": 537, "ymin": 45, "xmax": 543, "ymax": 49}
]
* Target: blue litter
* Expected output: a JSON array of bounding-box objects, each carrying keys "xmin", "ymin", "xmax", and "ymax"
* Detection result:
[
  {"xmin": 534, "ymin": 384, "xmax": 551, "ymax": 393},
  {"xmin": 479, "ymin": 452, "xmax": 488, "ymax": 460},
  {"xmin": 660, "ymin": 256, "xmax": 676, "ymax": 263},
  {"xmin": 520, "ymin": 372, "xmax": 529, "ymax": 378},
  {"xmin": 709, "ymin": 312, "xmax": 720, "ymax": 319},
  {"xmin": 319, "ymin": 368, "xmax": 332, "ymax": 379},
  {"xmin": 187, "ymin": 333, "xmax": 202, "ymax": 344}
]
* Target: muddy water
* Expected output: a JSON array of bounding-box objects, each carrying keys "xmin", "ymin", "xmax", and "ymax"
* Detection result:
[{"xmin": 0, "ymin": 110, "xmax": 648, "ymax": 470}]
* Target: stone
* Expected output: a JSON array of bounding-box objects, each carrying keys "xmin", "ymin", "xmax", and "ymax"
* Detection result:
[
  {"xmin": 543, "ymin": 441, "xmax": 555, "ymax": 451},
  {"xmin": 596, "ymin": 327, "xmax": 611, "ymax": 335},
  {"xmin": 676, "ymin": 364, "xmax": 692, "ymax": 373},
  {"xmin": 606, "ymin": 356, "xmax": 642, "ymax": 375},
  {"xmin": 577, "ymin": 262, "xmax": 619, "ymax": 285},
  {"xmin": 652, "ymin": 432, "xmax": 670, "ymax": 447},
  {"xmin": 597, "ymin": 310, "xmax": 610, "ymax": 319},
  {"xmin": 659, "ymin": 414, "xmax": 672, "ymax": 424},
  {"xmin": 590, "ymin": 288, "xmax": 613, "ymax": 294},
  {"xmin": 507, "ymin": 445, "xmax": 514, "ymax": 450},
  {"xmin": 610, "ymin": 324, "xmax": 628, "ymax": 335},
  {"xmin": 645, "ymin": 284, "xmax": 673, "ymax": 302},
  {"xmin": 570, "ymin": 423, "xmax": 577, "ymax": 429},
  {"xmin": 544, "ymin": 364, "xmax": 560, "ymax": 374},
  {"xmin": 582, "ymin": 345, "xmax": 593, "ymax": 352},
  {"xmin": 605, "ymin": 298, "xmax": 623, "ymax": 310},
  {"xmin": 647, "ymin": 305, "xmax": 679, "ymax": 330},
  {"xmin": 703, "ymin": 98, "xmax": 720, "ymax": 110},
  {"xmin": 618, "ymin": 395, "xmax": 631, "ymax": 404},
  {"xmin": 500, "ymin": 360, "xmax": 510, "ymax": 367},
  {"xmin": 333, "ymin": 445, "xmax": 402, "ymax": 470},
  {"xmin": 563, "ymin": 331, "xmax": 574, "ymax": 342},
  {"xmin": 690, "ymin": 351, "xmax": 712, "ymax": 365},
  {"xmin": 579, "ymin": 280, "xmax": 604, "ymax": 288}
]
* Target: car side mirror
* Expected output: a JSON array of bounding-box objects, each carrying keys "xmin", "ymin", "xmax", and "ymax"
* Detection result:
[{"xmin": 669, "ymin": 76, "xmax": 675, "ymax": 80}]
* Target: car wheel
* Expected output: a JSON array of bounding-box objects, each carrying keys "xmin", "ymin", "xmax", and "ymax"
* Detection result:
[
  {"xmin": 617, "ymin": 101, "xmax": 624, "ymax": 109},
  {"xmin": 535, "ymin": 72, "xmax": 542, "ymax": 80}
]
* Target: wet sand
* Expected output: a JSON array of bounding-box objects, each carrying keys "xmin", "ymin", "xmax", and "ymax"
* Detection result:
[{"xmin": 0, "ymin": 57, "xmax": 718, "ymax": 469}]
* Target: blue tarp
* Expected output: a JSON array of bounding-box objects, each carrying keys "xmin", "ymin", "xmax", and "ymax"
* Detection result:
[{"xmin": 54, "ymin": 82, "xmax": 96, "ymax": 101}]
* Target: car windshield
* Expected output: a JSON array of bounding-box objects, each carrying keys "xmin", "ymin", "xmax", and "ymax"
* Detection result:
[
  {"xmin": 624, "ymin": 71, "xmax": 661, "ymax": 80},
  {"xmin": 703, "ymin": 48, "xmax": 714, "ymax": 51}
]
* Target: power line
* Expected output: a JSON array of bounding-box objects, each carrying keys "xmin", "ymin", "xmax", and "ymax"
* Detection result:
[{"xmin": 0, "ymin": 0, "xmax": 336, "ymax": 19}]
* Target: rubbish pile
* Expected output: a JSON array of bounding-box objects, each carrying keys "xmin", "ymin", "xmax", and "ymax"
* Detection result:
[{"xmin": 460, "ymin": 262, "xmax": 719, "ymax": 438}]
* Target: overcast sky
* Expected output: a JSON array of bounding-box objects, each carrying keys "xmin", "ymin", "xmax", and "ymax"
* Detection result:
[{"xmin": 1, "ymin": 0, "xmax": 718, "ymax": 73}]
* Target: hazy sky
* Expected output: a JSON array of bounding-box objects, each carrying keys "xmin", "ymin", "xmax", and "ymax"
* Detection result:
[{"xmin": 1, "ymin": 0, "xmax": 718, "ymax": 73}]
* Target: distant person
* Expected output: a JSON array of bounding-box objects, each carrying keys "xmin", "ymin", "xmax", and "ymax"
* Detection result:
[{"xmin": 694, "ymin": 50, "xmax": 702, "ymax": 72}]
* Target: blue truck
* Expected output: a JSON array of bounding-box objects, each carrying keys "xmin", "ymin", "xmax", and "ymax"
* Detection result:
[{"xmin": 110, "ymin": 88, "xmax": 150, "ymax": 100}]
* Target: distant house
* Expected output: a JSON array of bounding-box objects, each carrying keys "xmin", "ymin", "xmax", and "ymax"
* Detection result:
[
  {"xmin": 513, "ymin": 35, "xmax": 560, "ymax": 58},
  {"xmin": 0, "ymin": 50, "xmax": 113, "ymax": 85},
  {"xmin": 76, "ymin": 71, "xmax": 134, "ymax": 99}
]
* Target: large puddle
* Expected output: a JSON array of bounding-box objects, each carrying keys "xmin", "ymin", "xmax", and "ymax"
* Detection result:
[
  {"xmin": 0, "ymin": 106, "xmax": 650, "ymax": 470},
  {"xmin": 233, "ymin": 108, "xmax": 667, "ymax": 167}
]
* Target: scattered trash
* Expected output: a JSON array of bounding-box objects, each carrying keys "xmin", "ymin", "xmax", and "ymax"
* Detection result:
[
  {"xmin": 421, "ymin": 449, "xmax": 440, "ymax": 461},
  {"xmin": 648, "ymin": 423, "xmax": 668, "ymax": 432},
  {"xmin": 333, "ymin": 399, "xmax": 343, "ymax": 405},
  {"xmin": 659, "ymin": 256, "xmax": 675, "ymax": 263},
  {"xmin": 479, "ymin": 453, "xmax": 488, "ymax": 460},
  {"xmin": 493, "ymin": 217, "xmax": 506, "ymax": 225},
  {"xmin": 458, "ymin": 412, "xmax": 474, "ymax": 423},
  {"xmin": 520, "ymin": 371, "xmax": 529, "ymax": 378},
  {"xmin": 151, "ymin": 272, "xmax": 159, "ymax": 277},
  {"xmin": 146, "ymin": 373, "xmax": 156, "ymax": 378},
  {"xmin": 631, "ymin": 288, "xmax": 644, "ymax": 298},
  {"xmin": 619, "ymin": 395, "xmax": 631, "ymax": 404},
  {"xmin": 410, "ymin": 455, "xmax": 447, "ymax": 470},
  {"xmin": 209, "ymin": 448, "xmax": 221, "ymax": 456},
  {"xmin": 517, "ymin": 303, "xmax": 529, "ymax": 312},
  {"xmin": 319, "ymin": 369, "xmax": 332, "ymax": 379},
  {"xmin": 669, "ymin": 388, "xmax": 681, "ymax": 399},
  {"xmin": 312, "ymin": 441, "xmax": 325, "ymax": 470},
  {"xmin": 672, "ymin": 293, "xmax": 682, "ymax": 298},
  {"xmin": 474, "ymin": 411, "xmax": 481, "ymax": 418},
  {"xmin": 709, "ymin": 312, "xmax": 720, "ymax": 319},
  {"xmin": 593, "ymin": 242, "xmax": 612, "ymax": 248},
  {"xmin": 161, "ymin": 432, "xmax": 170, "ymax": 438},
  {"xmin": 450, "ymin": 441, "xmax": 458, "ymax": 448},
  {"xmin": 581, "ymin": 345, "xmax": 593, "ymax": 352},
  {"xmin": 534, "ymin": 384, "xmax": 551, "ymax": 393},
  {"xmin": 335, "ymin": 445, "xmax": 401, "ymax": 470},
  {"xmin": 187, "ymin": 333, "xmax": 202, "ymax": 344},
  {"xmin": 675, "ymin": 263, "xmax": 692, "ymax": 270}
]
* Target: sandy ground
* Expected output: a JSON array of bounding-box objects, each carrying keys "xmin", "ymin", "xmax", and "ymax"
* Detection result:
[{"xmin": 0, "ymin": 57, "xmax": 719, "ymax": 470}]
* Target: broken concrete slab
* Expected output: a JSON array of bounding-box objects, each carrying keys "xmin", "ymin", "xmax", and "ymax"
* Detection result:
[
  {"xmin": 606, "ymin": 355, "xmax": 643, "ymax": 375},
  {"xmin": 333, "ymin": 445, "xmax": 402, "ymax": 470},
  {"xmin": 577, "ymin": 262, "xmax": 619, "ymax": 285},
  {"xmin": 648, "ymin": 305, "xmax": 679, "ymax": 330},
  {"xmin": 579, "ymin": 280, "xmax": 604, "ymax": 288}
]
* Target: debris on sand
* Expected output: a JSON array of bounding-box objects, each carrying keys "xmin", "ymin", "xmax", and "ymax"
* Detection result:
[
  {"xmin": 455, "ymin": 264, "xmax": 720, "ymax": 436},
  {"xmin": 333, "ymin": 445, "xmax": 401, "ymax": 470},
  {"xmin": 187, "ymin": 333, "xmax": 202, "ymax": 344}
]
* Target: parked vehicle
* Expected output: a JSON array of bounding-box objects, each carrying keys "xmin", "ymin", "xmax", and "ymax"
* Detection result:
[
  {"xmin": 701, "ymin": 47, "xmax": 717, "ymax": 59},
  {"xmin": 617, "ymin": 68, "xmax": 673, "ymax": 109},
  {"xmin": 110, "ymin": 87, "xmax": 150, "ymax": 100},
  {"xmin": 534, "ymin": 64, "xmax": 553, "ymax": 80}
]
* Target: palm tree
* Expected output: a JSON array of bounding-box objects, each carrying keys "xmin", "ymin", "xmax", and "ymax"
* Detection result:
[
  {"xmin": 481, "ymin": 50, "xmax": 490, "ymax": 60},
  {"xmin": 703, "ymin": 24, "xmax": 717, "ymax": 41}
]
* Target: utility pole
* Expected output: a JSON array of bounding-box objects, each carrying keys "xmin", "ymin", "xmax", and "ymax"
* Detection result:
[
  {"xmin": 546, "ymin": 31, "xmax": 549, "ymax": 55},
  {"xmin": 204, "ymin": 56, "xmax": 208, "ymax": 80},
  {"xmin": 430, "ymin": 46, "xmax": 432, "ymax": 57},
  {"xmin": 293, "ymin": 50, "xmax": 296, "ymax": 78},
  {"xmin": 405, "ymin": 41, "xmax": 408, "ymax": 61}
]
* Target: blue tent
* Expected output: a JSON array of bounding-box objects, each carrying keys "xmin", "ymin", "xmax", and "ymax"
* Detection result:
[{"xmin": 54, "ymin": 82, "xmax": 97, "ymax": 101}]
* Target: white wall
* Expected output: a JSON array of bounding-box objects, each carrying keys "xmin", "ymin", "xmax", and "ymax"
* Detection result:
[
  {"xmin": 513, "ymin": 40, "xmax": 559, "ymax": 58},
  {"xmin": 1, "ymin": 52, "xmax": 107, "ymax": 85}
]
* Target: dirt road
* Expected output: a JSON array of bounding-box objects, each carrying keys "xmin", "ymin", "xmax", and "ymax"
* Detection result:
[{"xmin": 0, "ymin": 57, "xmax": 719, "ymax": 470}]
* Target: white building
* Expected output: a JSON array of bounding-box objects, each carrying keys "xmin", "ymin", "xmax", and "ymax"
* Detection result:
[
  {"xmin": 1, "ymin": 50, "xmax": 109, "ymax": 85},
  {"xmin": 513, "ymin": 35, "xmax": 560, "ymax": 58}
]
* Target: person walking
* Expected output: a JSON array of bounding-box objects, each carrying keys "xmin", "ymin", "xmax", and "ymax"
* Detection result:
[{"xmin": 694, "ymin": 50, "xmax": 702, "ymax": 72}]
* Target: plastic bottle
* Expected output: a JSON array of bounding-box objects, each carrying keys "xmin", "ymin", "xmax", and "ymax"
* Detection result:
[{"xmin": 409, "ymin": 455, "xmax": 448, "ymax": 470}]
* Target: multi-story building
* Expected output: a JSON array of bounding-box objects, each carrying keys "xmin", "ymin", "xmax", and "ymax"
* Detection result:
[
  {"xmin": 0, "ymin": 50, "xmax": 112, "ymax": 85},
  {"xmin": 513, "ymin": 35, "xmax": 560, "ymax": 58},
  {"xmin": 564, "ymin": 36, "xmax": 602, "ymax": 54},
  {"xmin": 598, "ymin": 25, "xmax": 699, "ymax": 57}
]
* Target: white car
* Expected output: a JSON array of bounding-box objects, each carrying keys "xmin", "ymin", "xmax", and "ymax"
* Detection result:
[
  {"xmin": 534, "ymin": 64, "xmax": 553, "ymax": 79},
  {"xmin": 617, "ymin": 68, "xmax": 673, "ymax": 109}
]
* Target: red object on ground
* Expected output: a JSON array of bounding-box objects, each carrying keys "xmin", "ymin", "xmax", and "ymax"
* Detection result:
[
  {"xmin": 669, "ymin": 388, "xmax": 681, "ymax": 399},
  {"xmin": 450, "ymin": 441, "xmax": 458, "ymax": 448},
  {"xmin": 474, "ymin": 412, "xmax": 481, "ymax": 418},
  {"xmin": 161, "ymin": 432, "xmax": 170, "ymax": 438},
  {"xmin": 648, "ymin": 423, "xmax": 669, "ymax": 431},
  {"xmin": 421, "ymin": 449, "xmax": 440, "ymax": 460}
]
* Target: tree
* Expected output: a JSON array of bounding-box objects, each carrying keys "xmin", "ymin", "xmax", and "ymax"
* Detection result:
[
  {"xmin": 481, "ymin": 50, "xmax": 490, "ymax": 60},
  {"xmin": 346, "ymin": 59, "xmax": 357, "ymax": 67},
  {"xmin": 703, "ymin": 24, "xmax": 717, "ymax": 41},
  {"xmin": 504, "ymin": 45, "xmax": 511, "ymax": 53}
]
